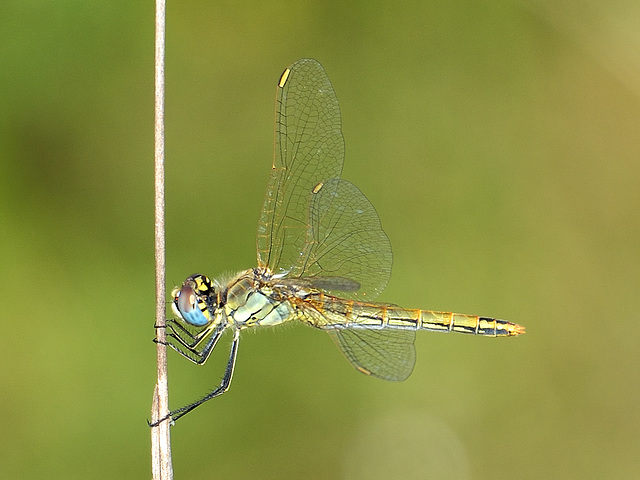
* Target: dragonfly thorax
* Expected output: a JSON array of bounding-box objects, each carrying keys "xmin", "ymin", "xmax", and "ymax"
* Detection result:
[{"xmin": 222, "ymin": 269, "xmax": 296, "ymax": 328}]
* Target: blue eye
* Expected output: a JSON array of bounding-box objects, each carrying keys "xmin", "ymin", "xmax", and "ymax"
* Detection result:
[{"xmin": 173, "ymin": 284, "xmax": 210, "ymax": 327}]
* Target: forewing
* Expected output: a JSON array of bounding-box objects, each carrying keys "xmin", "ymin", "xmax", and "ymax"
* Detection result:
[{"xmin": 257, "ymin": 59, "xmax": 344, "ymax": 274}]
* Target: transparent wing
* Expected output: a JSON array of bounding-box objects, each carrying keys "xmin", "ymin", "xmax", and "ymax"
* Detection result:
[
  {"xmin": 302, "ymin": 178, "xmax": 391, "ymax": 298},
  {"xmin": 257, "ymin": 59, "xmax": 392, "ymax": 299},
  {"xmin": 257, "ymin": 58, "xmax": 344, "ymax": 275},
  {"xmin": 294, "ymin": 295, "xmax": 416, "ymax": 382},
  {"xmin": 325, "ymin": 327, "xmax": 416, "ymax": 382}
]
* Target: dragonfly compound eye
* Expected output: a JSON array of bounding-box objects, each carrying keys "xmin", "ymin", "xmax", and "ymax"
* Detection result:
[{"xmin": 173, "ymin": 281, "xmax": 211, "ymax": 327}]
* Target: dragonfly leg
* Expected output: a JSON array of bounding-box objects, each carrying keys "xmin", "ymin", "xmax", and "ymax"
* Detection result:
[
  {"xmin": 153, "ymin": 318, "xmax": 203, "ymax": 348},
  {"xmin": 164, "ymin": 318, "xmax": 205, "ymax": 347},
  {"xmin": 164, "ymin": 324, "xmax": 225, "ymax": 365},
  {"xmin": 149, "ymin": 329, "xmax": 240, "ymax": 426}
]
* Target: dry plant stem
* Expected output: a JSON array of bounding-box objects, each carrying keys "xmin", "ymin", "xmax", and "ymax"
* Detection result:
[{"xmin": 151, "ymin": 0, "xmax": 173, "ymax": 478}]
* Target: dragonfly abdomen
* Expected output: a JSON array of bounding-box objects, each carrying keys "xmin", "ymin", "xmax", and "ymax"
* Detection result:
[
  {"xmin": 311, "ymin": 295, "xmax": 524, "ymax": 337},
  {"xmin": 416, "ymin": 310, "xmax": 524, "ymax": 337}
]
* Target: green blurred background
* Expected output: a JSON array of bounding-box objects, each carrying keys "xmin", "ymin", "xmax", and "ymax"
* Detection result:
[{"xmin": 2, "ymin": 1, "xmax": 639, "ymax": 478}]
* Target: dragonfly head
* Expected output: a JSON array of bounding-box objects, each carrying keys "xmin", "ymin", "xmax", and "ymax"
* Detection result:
[{"xmin": 171, "ymin": 274, "xmax": 216, "ymax": 327}]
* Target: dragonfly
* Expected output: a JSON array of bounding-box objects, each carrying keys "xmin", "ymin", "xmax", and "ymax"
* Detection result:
[{"xmin": 157, "ymin": 58, "xmax": 525, "ymax": 424}]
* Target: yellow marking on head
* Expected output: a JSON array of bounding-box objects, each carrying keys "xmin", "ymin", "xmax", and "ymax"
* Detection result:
[
  {"xmin": 193, "ymin": 275, "xmax": 212, "ymax": 294},
  {"xmin": 278, "ymin": 68, "xmax": 291, "ymax": 88}
]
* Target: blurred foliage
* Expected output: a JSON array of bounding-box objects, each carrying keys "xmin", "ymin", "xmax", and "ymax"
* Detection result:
[{"xmin": 1, "ymin": 1, "xmax": 639, "ymax": 479}]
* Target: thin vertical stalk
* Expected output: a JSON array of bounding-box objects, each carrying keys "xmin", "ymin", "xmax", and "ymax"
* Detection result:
[{"xmin": 151, "ymin": 0, "xmax": 173, "ymax": 478}]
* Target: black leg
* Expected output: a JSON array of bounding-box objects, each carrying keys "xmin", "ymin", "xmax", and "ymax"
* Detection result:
[
  {"xmin": 149, "ymin": 328, "xmax": 240, "ymax": 427},
  {"xmin": 164, "ymin": 325, "xmax": 225, "ymax": 365},
  {"xmin": 165, "ymin": 318, "xmax": 204, "ymax": 347}
]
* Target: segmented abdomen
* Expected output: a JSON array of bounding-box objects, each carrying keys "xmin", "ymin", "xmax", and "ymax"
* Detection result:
[{"xmin": 307, "ymin": 294, "xmax": 525, "ymax": 337}]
